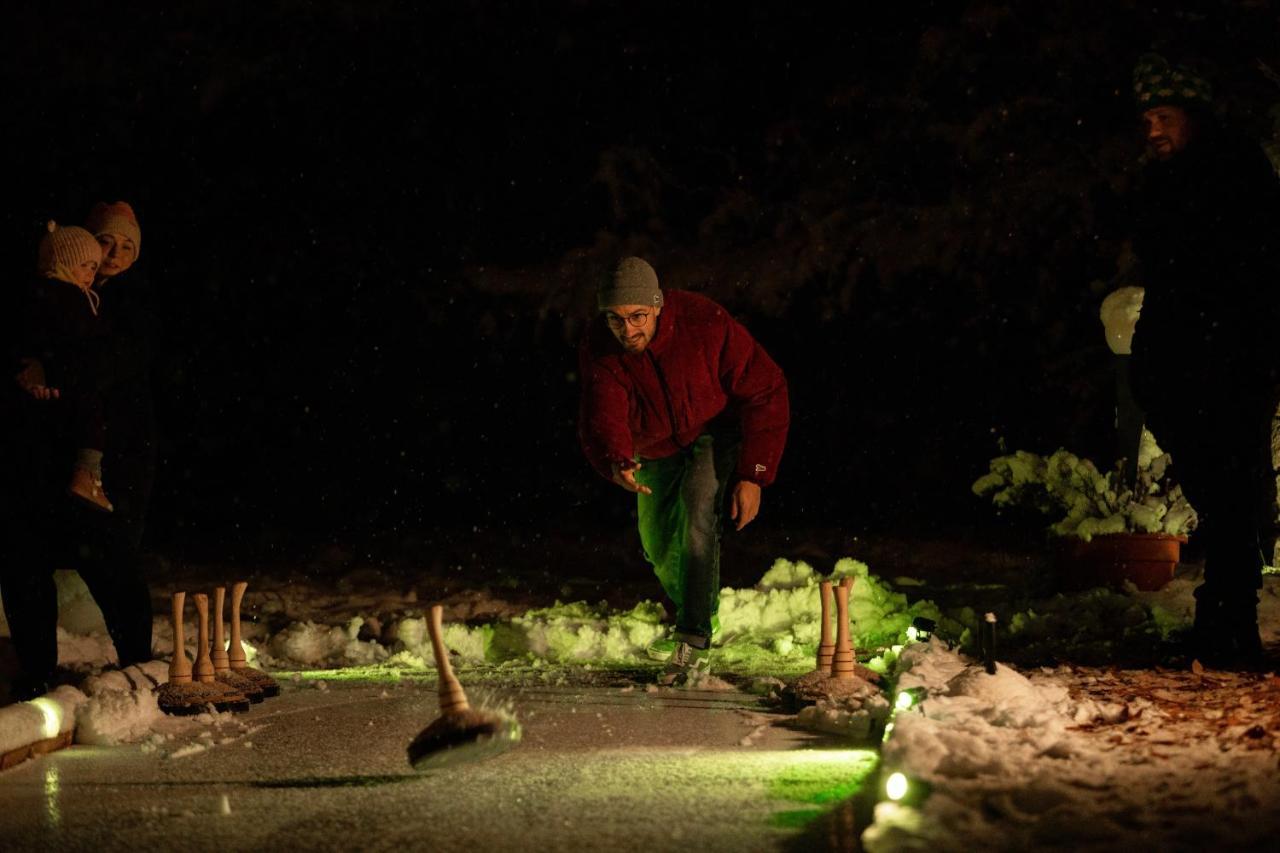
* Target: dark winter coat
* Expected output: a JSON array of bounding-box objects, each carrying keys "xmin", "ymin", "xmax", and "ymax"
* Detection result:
[
  {"xmin": 1130, "ymin": 125, "xmax": 1280, "ymax": 391},
  {"xmin": 17, "ymin": 276, "xmax": 112, "ymax": 418},
  {"xmin": 578, "ymin": 289, "xmax": 789, "ymax": 487}
]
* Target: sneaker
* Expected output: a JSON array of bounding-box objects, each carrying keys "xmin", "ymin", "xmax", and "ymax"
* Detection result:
[
  {"xmin": 657, "ymin": 641, "xmax": 711, "ymax": 687},
  {"xmin": 646, "ymin": 635, "xmax": 677, "ymax": 662},
  {"xmin": 68, "ymin": 467, "xmax": 114, "ymax": 513}
]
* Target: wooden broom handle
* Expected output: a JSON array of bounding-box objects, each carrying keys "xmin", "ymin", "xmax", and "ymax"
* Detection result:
[{"xmin": 428, "ymin": 605, "xmax": 470, "ymax": 714}]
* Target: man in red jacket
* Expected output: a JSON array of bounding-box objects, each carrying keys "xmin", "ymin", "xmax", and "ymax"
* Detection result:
[{"xmin": 579, "ymin": 257, "xmax": 789, "ymax": 685}]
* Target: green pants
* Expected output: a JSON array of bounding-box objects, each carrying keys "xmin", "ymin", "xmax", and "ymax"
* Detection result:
[{"xmin": 634, "ymin": 430, "xmax": 739, "ymax": 641}]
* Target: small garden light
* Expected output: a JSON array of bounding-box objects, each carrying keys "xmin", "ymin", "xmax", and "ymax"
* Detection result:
[
  {"xmin": 907, "ymin": 616, "xmax": 936, "ymax": 642},
  {"xmin": 885, "ymin": 771, "xmax": 910, "ymax": 801},
  {"xmin": 882, "ymin": 770, "xmax": 933, "ymax": 806},
  {"xmin": 894, "ymin": 686, "xmax": 927, "ymax": 712}
]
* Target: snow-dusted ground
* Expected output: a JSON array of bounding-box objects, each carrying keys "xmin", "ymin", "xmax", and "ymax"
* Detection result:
[{"xmin": 1, "ymin": 556, "xmax": 1278, "ymax": 850}]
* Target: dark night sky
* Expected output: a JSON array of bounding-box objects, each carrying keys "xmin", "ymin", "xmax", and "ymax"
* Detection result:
[{"xmin": 7, "ymin": 1, "xmax": 1280, "ymax": 565}]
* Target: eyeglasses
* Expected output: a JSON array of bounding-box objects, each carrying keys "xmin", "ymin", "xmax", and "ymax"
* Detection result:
[{"xmin": 604, "ymin": 310, "xmax": 653, "ymax": 329}]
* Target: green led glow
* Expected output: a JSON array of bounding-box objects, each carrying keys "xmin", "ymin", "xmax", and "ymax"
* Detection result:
[
  {"xmin": 30, "ymin": 698, "xmax": 62, "ymax": 739},
  {"xmin": 885, "ymin": 772, "xmax": 909, "ymax": 801},
  {"xmin": 895, "ymin": 691, "xmax": 915, "ymax": 711},
  {"xmin": 285, "ymin": 665, "xmax": 415, "ymax": 683},
  {"xmin": 766, "ymin": 749, "xmax": 879, "ymax": 830},
  {"xmin": 905, "ymin": 626, "xmax": 920, "ymax": 641},
  {"xmin": 882, "ymin": 721, "xmax": 895, "ymax": 742},
  {"xmin": 44, "ymin": 766, "xmax": 61, "ymax": 828}
]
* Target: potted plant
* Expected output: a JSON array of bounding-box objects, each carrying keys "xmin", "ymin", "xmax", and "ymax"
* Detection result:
[{"xmin": 972, "ymin": 430, "xmax": 1197, "ymax": 590}]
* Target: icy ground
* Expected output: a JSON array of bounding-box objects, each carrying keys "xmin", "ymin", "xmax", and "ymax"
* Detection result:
[{"xmin": 1, "ymin": 551, "xmax": 1278, "ymax": 850}]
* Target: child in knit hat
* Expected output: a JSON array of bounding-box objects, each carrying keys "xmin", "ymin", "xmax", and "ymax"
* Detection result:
[{"xmin": 22, "ymin": 221, "xmax": 115, "ymax": 512}]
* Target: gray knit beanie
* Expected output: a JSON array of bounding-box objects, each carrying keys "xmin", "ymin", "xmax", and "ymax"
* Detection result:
[{"xmin": 598, "ymin": 257, "xmax": 664, "ymax": 311}]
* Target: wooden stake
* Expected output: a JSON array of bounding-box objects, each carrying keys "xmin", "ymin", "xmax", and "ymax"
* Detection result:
[
  {"xmin": 193, "ymin": 594, "xmax": 215, "ymax": 682},
  {"xmin": 168, "ymin": 592, "xmax": 192, "ymax": 685},
  {"xmin": 816, "ymin": 581, "xmax": 835, "ymax": 670},
  {"xmin": 428, "ymin": 605, "xmax": 470, "ymax": 715}
]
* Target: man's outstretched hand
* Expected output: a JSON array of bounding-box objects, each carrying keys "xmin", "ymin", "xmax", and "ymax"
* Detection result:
[
  {"xmin": 731, "ymin": 480, "xmax": 761, "ymax": 531},
  {"xmin": 611, "ymin": 460, "xmax": 652, "ymax": 495}
]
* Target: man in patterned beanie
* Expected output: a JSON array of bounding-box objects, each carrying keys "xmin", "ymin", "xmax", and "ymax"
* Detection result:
[
  {"xmin": 1132, "ymin": 53, "xmax": 1213, "ymax": 161},
  {"xmin": 578, "ymin": 257, "xmax": 789, "ymax": 686},
  {"xmin": 1111, "ymin": 53, "xmax": 1280, "ymax": 669}
]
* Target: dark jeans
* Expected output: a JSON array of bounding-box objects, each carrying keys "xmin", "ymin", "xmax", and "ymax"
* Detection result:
[
  {"xmin": 1137, "ymin": 359, "xmax": 1276, "ymax": 613},
  {"xmin": 634, "ymin": 429, "xmax": 740, "ymax": 641},
  {"xmin": 1, "ymin": 401, "xmax": 154, "ymax": 684}
]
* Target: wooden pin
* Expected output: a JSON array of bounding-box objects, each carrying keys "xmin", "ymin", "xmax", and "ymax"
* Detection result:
[
  {"xmin": 168, "ymin": 592, "xmax": 192, "ymax": 685},
  {"xmin": 193, "ymin": 594, "xmax": 216, "ymax": 682},
  {"xmin": 816, "ymin": 581, "xmax": 835, "ymax": 670},
  {"xmin": 831, "ymin": 582, "xmax": 855, "ymax": 679},
  {"xmin": 228, "ymin": 582, "xmax": 248, "ymax": 668},
  {"xmin": 226, "ymin": 580, "xmax": 280, "ymax": 698},
  {"xmin": 429, "ymin": 605, "xmax": 470, "ymax": 714},
  {"xmin": 212, "ymin": 586, "xmax": 264, "ymax": 702}
]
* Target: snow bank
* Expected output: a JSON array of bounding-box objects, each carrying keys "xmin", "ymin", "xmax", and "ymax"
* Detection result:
[
  {"xmin": 0, "ymin": 686, "xmax": 84, "ymax": 756},
  {"xmin": 864, "ymin": 637, "xmax": 1280, "ymax": 851}
]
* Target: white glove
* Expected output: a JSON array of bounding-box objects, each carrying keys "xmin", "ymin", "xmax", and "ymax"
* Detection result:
[{"xmin": 1100, "ymin": 286, "xmax": 1145, "ymax": 355}]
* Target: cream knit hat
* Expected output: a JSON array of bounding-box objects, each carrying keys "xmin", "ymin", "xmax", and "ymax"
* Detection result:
[
  {"xmin": 85, "ymin": 200, "xmax": 142, "ymax": 259},
  {"xmin": 37, "ymin": 221, "xmax": 102, "ymax": 282}
]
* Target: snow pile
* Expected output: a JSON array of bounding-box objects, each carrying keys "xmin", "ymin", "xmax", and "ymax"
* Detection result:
[
  {"xmin": 263, "ymin": 617, "xmax": 388, "ymax": 668},
  {"xmin": 73, "ymin": 661, "xmax": 170, "ymax": 746},
  {"xmin": 794, "ymin": 678, "xmax": 891, "ymax": 740},
  {"xmin": 253, "ymin": 558, "xmax": 941, "ymax": 674},
  {"xmin": 75, "ymin": 685, "xmax": 164, "ymax": 746}
]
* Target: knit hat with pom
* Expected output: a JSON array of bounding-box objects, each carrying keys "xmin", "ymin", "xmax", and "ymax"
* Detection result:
[
  {"xmin": 85, "ymin": 200, "xmax": 142, "ymax": 259},
  {"xmin": 37, "ymin": 221, "xmax": 103, "ymax": 283},
  {"xmin": 597, "ymin": 257, "xmax": 664, "ymax": 310}
]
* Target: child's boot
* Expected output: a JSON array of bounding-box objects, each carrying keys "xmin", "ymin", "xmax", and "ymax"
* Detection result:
[{"xmin": 69, "ymin": 466, "xmax": 113, "ymax": 513}]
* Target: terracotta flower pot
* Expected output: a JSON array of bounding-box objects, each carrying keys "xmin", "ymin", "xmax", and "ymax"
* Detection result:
[{"xmin": 1056, "ymin": 532, "xmax": 1187, "ymax": 592}]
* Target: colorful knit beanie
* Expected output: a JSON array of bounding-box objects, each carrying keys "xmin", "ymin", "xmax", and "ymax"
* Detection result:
[
  {"xmin": 85, "ymin": 200, "xmax": 142, "ymax": 259},
  {"xmin": 1133, "ymin": 53, "xmax": 1212, "ymax": 112},
  {"xmin": 37, "ymin": 221, "xmax": 103, "ymax": 284},
  {"xmin": 598, "ymin": 257, "xmax": 664, "ymax": 310}
]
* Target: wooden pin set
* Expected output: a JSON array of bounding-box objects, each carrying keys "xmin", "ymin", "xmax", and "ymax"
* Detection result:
[{"xmin": 158, "ymin": 580, "xmax": 279, "ymax": 715}]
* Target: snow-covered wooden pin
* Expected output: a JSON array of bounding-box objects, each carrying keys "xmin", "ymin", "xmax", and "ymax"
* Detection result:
[
  {"xmin": 407, "ymin": 604, "xmax": 521, "ymax": 770},
  {"xmin": 227, "ymin": 580, "xmax": 280, "ymax": 698}
]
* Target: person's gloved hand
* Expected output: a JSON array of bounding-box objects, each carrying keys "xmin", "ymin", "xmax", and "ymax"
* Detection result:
[{"xmin": 1100, "ymin": 287, "xmax": 1145, "ymax": 355}]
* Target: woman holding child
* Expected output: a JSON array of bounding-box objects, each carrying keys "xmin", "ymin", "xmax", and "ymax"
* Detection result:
[{"xmin": 2, "ymin": 202, "xmax": 156, "ymax": 701}]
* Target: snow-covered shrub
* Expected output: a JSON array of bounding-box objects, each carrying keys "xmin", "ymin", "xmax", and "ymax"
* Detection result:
[{"xmin": 972, "ymin": 429, "xmax": 1197, "ymax": 541}]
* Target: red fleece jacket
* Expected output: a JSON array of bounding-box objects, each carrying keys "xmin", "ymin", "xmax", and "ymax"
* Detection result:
[{"xmin": 578, "ymin": 290, "xmax": 789, "ymax": 487}]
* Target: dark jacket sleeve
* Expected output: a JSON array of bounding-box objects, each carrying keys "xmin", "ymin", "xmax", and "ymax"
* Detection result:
[
  {"xmin": 718, "ymin": 315, "xmax": 789, "ymax": 486},
  {"xmin": 578, "ymin": 337, "xmax": 633, "ymax": 481},
  {"xmin": 19, "ymin": 281, "xmax": 110, "ymax": 399}
]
